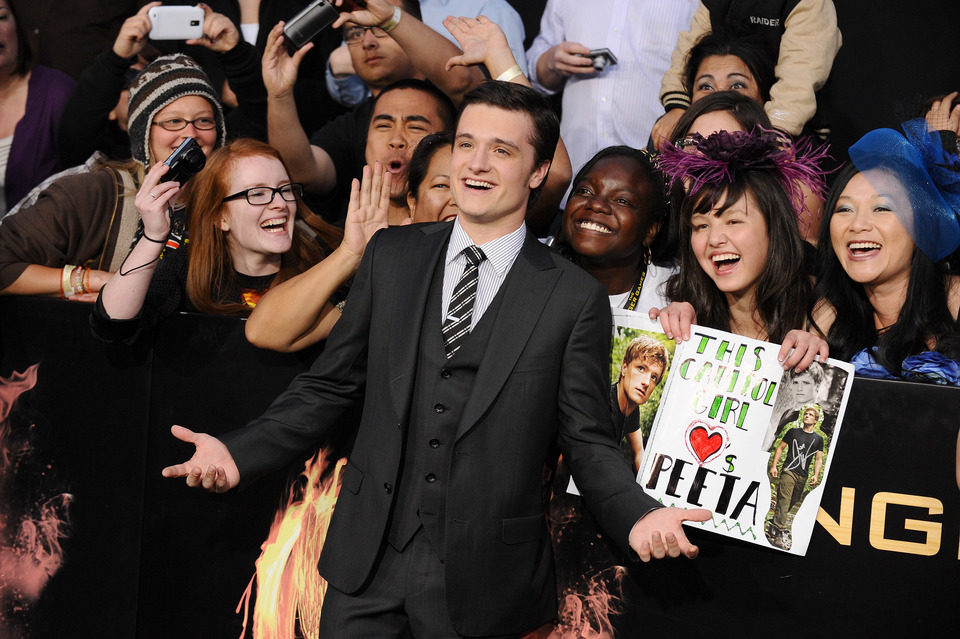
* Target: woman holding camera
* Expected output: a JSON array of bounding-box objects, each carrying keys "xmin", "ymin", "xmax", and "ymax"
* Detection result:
[
  {"xmin": 94, "ymin": 138, "xmax": 384, "ymax": 345},
  {"xmin": 0, "ymin": 53, "xmax": 225, "ymax": 300}
]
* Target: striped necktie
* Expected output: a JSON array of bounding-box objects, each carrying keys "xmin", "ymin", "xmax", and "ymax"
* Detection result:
[{"xmin": 442, "ymin": 245, "xmax": 486, "ymax": 358}]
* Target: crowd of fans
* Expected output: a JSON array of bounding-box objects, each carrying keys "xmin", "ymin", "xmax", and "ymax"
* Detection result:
[{"xmin": 1, "ymin": 0, "xmax": 959, "ymax": 388}]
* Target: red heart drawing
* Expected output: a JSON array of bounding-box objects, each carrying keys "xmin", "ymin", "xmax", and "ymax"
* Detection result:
[{"xmin": 685, "ymin": 421, "xmax": 727, "ymax": 465}]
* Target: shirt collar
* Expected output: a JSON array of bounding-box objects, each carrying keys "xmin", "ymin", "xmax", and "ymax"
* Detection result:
[{"xmin": 446, "ymin": 218, "xmax": 527, "ymax": 277}]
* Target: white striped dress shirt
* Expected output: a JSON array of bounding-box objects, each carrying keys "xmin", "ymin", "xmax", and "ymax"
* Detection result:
[
  {"xmin": 527, "ymin": 0, "xmax": 698, "ymax": 203},
  {"xmin": 441, "ymin": 219, "xmax": 526, "ymax": 331}
]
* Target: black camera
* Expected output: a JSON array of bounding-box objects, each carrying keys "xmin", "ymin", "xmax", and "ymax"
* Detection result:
[
  {"xmin": 283, "ymin": 0, "xmax": 368, "ymax": 53},
  {"xmin": 283, "ymin": 0, "xmax": 340, "ymax": 54},
  {"xmin": 160, "ymin": 137, "xmax": 206, "ymax": 185}
]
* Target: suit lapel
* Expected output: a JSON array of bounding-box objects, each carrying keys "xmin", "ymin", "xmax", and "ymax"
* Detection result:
[
  {"xmin": 387, "ymin": 223, "xmax": 452, "ymax": 424},
  {"xmin": 457, "ymin": 235, "xmax": 560, "ymax": 439}
]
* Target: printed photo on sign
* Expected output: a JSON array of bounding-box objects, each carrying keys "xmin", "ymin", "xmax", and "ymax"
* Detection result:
[
  {"xmin": 761, "ymin": 362, "xmax": 848, "ymax": 551},
  {"xmin": 608, "ymin": 318, "xmax": 677, "ymax": 474}
]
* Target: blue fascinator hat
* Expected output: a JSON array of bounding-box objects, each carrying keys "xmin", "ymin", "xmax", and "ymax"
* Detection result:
[{"xmin": 848, "ymin": 121, "xmax": 960, "ymax": 261}]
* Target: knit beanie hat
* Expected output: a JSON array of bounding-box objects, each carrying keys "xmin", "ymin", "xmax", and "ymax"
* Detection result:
[{"xmin": 127, "ymin": 53, "xmax": 226, "ymax": 167}]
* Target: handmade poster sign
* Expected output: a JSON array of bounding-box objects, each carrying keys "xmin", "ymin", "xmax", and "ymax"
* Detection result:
[{"xmin": 615, "ymin": 311, "xmax": 854, "ymax": 555}]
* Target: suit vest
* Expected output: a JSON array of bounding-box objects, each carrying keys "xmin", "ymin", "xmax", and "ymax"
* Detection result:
[{"xmin": 387, "ymin": 252, "xmax": 506, "ymax": 554}]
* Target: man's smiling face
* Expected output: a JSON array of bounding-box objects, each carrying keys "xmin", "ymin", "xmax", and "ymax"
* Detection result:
[{"xmin": 450, "ymin": 104, "xmax": 548, "ymax": 233}]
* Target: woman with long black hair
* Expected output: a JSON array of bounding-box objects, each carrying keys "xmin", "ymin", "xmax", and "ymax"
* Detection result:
[{"xmin": 812, "ymin": 122, "xmax": 960, "ymax": 383}]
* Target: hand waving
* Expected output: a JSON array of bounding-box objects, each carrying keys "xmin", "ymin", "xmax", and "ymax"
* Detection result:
[
  {"xmin": 443, "ymin": 16, "xmax": 512, "ymax": 72},
  {"xmin": 342, "ymin": 163, "xmax": 391, "ymax": 261}
]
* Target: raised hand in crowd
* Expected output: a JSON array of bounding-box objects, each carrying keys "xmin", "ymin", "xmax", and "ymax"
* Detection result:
[
  {"xmin": 343, "ymin": 161, "xmax": 394, "ymax": 248},
  {"xmin": 262, "ymin": 21, "xmax": 312, "ymax": 99},
  {"xmin": 112, "ymin": 2, "xmax": 160, "ymax": 60},
  {"xmin": 925, "ymin": 91, "xmax": 960, "ymax": 137},
  {"xmin": 187, "ymin": 3, "xmax": 242, "ymax": 53},
  {"xmin": 245, "ymin": 163, "xmax": 391, "ymax": 353},
  {"xmin": 161, "ymin": 425, "xmax": 240, "ymax": 493},
  {"xmin": 330, "ymin": 0, "xmax": 399, "ymax": 29},
  {"xmin": 443, "ymin": 15, "xmax": 517, "ymax": 79},
  {"xmin": 443, "ymin": 15, "xmax": 573, "ymax": 236}
]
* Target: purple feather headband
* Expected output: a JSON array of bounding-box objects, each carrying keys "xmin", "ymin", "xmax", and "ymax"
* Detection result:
[{"xmin": 658, "ymin": 128, "xmax": 831, "ymax": 233}]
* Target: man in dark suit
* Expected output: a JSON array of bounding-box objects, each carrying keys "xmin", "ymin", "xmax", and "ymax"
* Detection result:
[{"xmin": 163, "ymin": 81, "xmax": 709, "ymax": 637}]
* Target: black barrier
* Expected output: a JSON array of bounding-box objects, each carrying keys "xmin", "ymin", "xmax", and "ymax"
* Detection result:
[
  {"xmin": 0, "ymin": 297, "xmax": 315, "ymax": 638},
  {"xmin": 0, "ymin": 296, "xmax": 958, "ymax": 638}
]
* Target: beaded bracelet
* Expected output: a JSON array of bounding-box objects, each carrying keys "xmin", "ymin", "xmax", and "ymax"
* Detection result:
[{"xmin": 70, "ymin": 265, "xmax": 86, "ymax": 294}]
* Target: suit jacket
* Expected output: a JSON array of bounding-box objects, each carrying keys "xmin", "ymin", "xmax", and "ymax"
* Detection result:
[{"xmin": 224, "ymin": 222, "xmax": 659, "ymax": 635}]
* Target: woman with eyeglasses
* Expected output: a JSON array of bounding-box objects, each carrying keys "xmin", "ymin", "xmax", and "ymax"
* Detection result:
[
  {"xmin": 93, "ymin": 138, "xmax": 361, "ymax": 342},
  {"xmin": 0, "ymin": 53, "xmax": 225, "ymax": 301}
]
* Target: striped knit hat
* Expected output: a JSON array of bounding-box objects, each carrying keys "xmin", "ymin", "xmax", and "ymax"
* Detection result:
[{"xmin": 127, "ymin": 53, "xmax": 226, "ymax": 166}]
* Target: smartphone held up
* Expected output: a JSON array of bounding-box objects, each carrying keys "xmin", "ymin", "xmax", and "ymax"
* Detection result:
[{"xmin": 148, "ymin": 5, "xmax": 204, "ymax": 40}]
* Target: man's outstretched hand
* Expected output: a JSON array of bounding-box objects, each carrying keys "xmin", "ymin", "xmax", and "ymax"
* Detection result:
[
  {"xmin": 628, "ymin": 507, "xmax": 712, "ymax": 561},
  {"xmin": 161, "ymin": 425, "xmax": 240, "ymax": 493}
]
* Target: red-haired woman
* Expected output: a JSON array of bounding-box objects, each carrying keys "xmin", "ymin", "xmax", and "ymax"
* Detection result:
[{"xmin": 93, "ymin": 138, "xmax": 385, "ymax": 343}]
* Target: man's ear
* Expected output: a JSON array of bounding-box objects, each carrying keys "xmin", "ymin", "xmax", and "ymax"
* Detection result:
[
  {"xmin": 527, "ymin": 160, "xmax": 551, "ymax": 190},
  {"xmin": 406, "ymin": 192, "xmax": 417, "ymax": 221}
]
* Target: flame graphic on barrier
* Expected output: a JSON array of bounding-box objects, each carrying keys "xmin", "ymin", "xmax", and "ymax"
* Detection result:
[
  {"xmin": 0, "ymin": 365, "xmax": 72, "ymax": 635},
  {"xmin": 546, "ymin": 459, "xmax": 626, "ymax": 638},
  {"xmin": 237, "ymin": 449, "xmax": 345, "ymax": 639}
]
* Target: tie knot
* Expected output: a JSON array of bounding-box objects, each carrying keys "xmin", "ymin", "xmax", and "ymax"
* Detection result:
[{"xmin": 463, "ymin": 245, "xmax": 485, "ymax": 266}]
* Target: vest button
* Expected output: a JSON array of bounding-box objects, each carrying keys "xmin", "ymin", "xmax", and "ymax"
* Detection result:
[
  {"xmin": 440, "ymin": 368, "xmax": 452, "ymax": 379},
  {"xmin": 429, "ymin": 438, "xmax": 440, "ymax": 448},
  {"xmin": 383, "ymin": 482, "xmax": 392, "ymax": 494},
  {"xmin": 434, "ymin": 403, "xmax": 445, "ymax": 413},
  {"xmin": 425, "ymin": 473, "xmax": 437, "ymax": 483}
]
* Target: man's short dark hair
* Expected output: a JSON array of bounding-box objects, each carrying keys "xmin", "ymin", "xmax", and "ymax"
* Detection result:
[
  {"xmin": 456, "ymin": 81, "xmax": 560, "ymax": 205},
  {"xmin": 374, "ymin": 78, "xmax": 456, "ymax": 132},
  {"xmin": 457, "ymin": 81, "xmax": 559, "ymax": 169}
]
